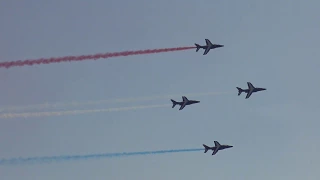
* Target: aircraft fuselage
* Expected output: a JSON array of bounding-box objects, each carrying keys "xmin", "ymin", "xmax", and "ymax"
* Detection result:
[
  {"xmin": 208, "ymin": 145, "xmax": 233, "ymax": 151},
  {"xmin": 253, "ymin": 88, "xmax": 266, "ymax": 92},
  {"xmin": 243, "ymin": 88, "xmax": 266, "ymax": 93},
  {"xmin": 199, "ymin": 44, "xmax": 223, "ymax": 50},
  {"xmin": 186, "ymin": 100, "xmax": 200, "ymax": 105},
  {"xmin": 210, "ymin": 44, "xmax": 224, "ymax": 49}
]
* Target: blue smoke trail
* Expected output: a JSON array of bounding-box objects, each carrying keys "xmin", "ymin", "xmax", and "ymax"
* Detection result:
[{"xmin": 0, "ymin": 148, "xmax": 203, "ymax": 165}]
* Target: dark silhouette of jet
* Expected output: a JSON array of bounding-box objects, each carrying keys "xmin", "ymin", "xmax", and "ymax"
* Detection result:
[
  {"xmin": 195, "ymin": 39, "xmax": 224, "ymax": 55},
  {"xmin": 236, "ymin": 82, "xmax": 266, "ymax": 99},
  {"xmin": 203, "ymin": 141, "xmax": 233, "ymax": 155},
  {"xmin": 170, "ymin": 96, "xmax": 200, "ymax": 110}
]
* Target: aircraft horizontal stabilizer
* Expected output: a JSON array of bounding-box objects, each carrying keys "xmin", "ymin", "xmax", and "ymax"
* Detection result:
[
  {"xmin": 171, "ymin": 99, "xmax": 177, "ymax": 108},
  {"xmin": 236, "ymin": 87, "xmax": 242, "ymax": 96},
  {"xmin": 203, "ymin": 144, "xmax": 209, "ymax": 153},
  {"xmin": 195, "ymin": 44, "xmax": 201, "ymax": 52}
]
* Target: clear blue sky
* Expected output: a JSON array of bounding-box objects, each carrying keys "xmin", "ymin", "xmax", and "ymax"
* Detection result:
[{"xmin": 1, "ymin": 0, "xmax": 320, "ymax": 179}]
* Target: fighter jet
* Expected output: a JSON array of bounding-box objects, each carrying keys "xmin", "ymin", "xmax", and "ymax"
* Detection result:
[
  {"xmin": 195, "ymin": 39, "xmax": 224, "ymax": 55},
  {"xmin": 203, "ymin": 141, "xmax": 233, "ymax": 155},
  {"xmin": 170, "ymin": 96, "xmax": 200, "ymax": 110},
  {"xmin": 236, "ymin": 82, "xmax": 266, "ymax": 99}
]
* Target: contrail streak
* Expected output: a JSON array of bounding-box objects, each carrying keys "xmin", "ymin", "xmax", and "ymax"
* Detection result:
[
  {"xmin": 0, "ymin": 91, "xmax": 232, "ymax": 113},
  {"xmin": 0, "ymin": 46, "xmax": 195, "ymax": 69},
  {"xmin": 0, "ymin": 148, "xmax": 203, "ymax": 165},
  {"xmin": 0, "ymin": 104, "xmax": 169, "ymax": 119}
]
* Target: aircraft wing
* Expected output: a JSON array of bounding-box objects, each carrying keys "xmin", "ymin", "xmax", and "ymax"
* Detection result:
[
  {"xmin": 245, "ymin": 89, "xmax": 254, "ymax": 99},
  {"xmin": 179, "ymin": 102, "xmax": 187, "ymax": 110},
  {"xmin": 212, "ymin": 141, "xmax": 221, "ymax": 155},
  {"xmin": 212, "ymin": 147, "xmax": 219, "ymax": 155},
  {"xmin": 247, "ymin": 82, "xmax": 255, "ymax": 89},
  {"xmin": 205, "ymin": 39, "xmax": 213, "ymax": 46},
  {"xmin": 214, "ymin": 141, "xmax": 221, "ymax": 147},
  {"xmin": 203, "ymin": 39, "xmax": 213, "ymax": 55},
  {"xmin": 246, "ymin": 82, "xmax": 255, "ymax": 99},
  {"xmin": 179, "ymin": 96, "xmax": 188, "ymax": 110},
  {"xmin": 182, "ymin": 96, "xmax": 188, "ymax": 102},
  {"xmin": 203, "ymin": 47, "xmax": 210, "ymax": 55}
]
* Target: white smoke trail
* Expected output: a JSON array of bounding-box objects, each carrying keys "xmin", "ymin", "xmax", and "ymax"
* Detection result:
[
  {"xmin": 0, "ymin": 104, "xmax": 169, "ymax": 119},
  {"xmin": 0, "ymin": 91, "xmax": 232, "ymax": 113}
]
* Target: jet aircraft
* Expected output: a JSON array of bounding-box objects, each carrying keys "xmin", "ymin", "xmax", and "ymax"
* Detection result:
[
  {"xmin": 203, "ymin": 141, "xmax": 233, "ymax": 155},
  {"xmin": 195, "ymin": 39, "xmax": 224, "ymax": 55},
  {"xmin": 236, "ymin": 82, "xmax": 266, "ymax": 99},
  {"xmin": 170, "ymin": 96, "xmax": 200, "ymax": 110}
]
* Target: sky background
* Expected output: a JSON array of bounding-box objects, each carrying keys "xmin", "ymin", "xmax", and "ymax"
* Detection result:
[{"xmin": 0, "ymin": 0, "xmax": 320, "ymax": 179}]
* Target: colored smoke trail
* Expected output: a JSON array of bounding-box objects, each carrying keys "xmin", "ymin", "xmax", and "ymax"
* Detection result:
[
  {"xmin": 0, "ymin": 46, "xmax": 195, "ymax": 69},
  {"xmin": 0, "ymin": 104, "xmax": 169, "ymax": 119},
  {"xmin": 0, "ymin": 91, "xmax": 232, "ymax": 113},
  {"xmin": 0, "ymin": 148, "xmax": 203, "ymax": 165}
]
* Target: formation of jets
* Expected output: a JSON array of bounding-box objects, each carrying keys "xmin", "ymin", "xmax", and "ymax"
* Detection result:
[
  {"xmin": 170, "ymin": 81, "xmax": 266, "ymax": 111},
  {"xmin": 169, "ymin": 39, "xmax": 267, "ymax": 156}
]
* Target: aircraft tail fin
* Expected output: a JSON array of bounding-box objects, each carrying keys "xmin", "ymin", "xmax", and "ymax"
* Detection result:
[
  {"xmin": 236, "ymin": 87, "xmax": 243, "ymax": 96},
  {"xmin": 171, "ymin": 99, "xmax": 177, "ymax": 108},
  {"xmin": 203, "ymin": 144, "xmax": 209, "ymax": 153},
  {"xmin": 195, "ymin": 43, "xmax": 201, "ymax": 52}
]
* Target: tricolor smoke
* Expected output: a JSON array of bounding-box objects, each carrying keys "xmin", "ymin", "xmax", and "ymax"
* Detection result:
[
  {"xmin": 0, "ymin": 148, "xmax": 203, "ymax": 165},
  {"xmin": 0, "ymin": 46, "xmax": 195, "ymax": 68}
]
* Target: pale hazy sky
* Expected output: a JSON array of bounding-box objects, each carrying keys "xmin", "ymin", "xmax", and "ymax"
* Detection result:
[{"xmin": 0, "ymin": 0, "xmax": 320, "ymax": 179}]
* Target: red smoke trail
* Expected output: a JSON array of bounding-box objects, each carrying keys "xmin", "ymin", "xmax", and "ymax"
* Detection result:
[{"xmin": 0, "ymin": 46, "xmax": 195, "ymax": 69}]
